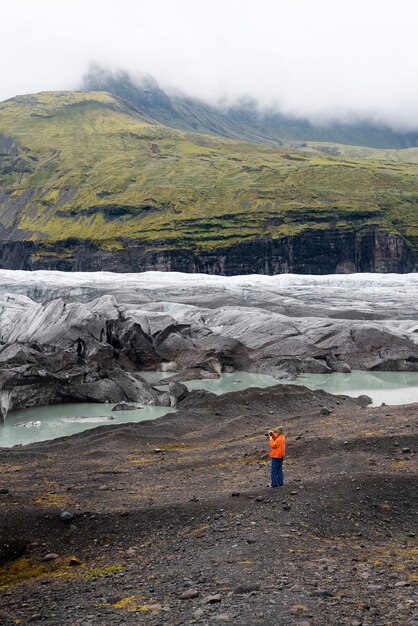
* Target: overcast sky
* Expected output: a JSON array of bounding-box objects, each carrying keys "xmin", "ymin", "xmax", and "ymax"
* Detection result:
[{"xmin": 2, "ymin": 0, "xmax": 418, "ymax": 128}]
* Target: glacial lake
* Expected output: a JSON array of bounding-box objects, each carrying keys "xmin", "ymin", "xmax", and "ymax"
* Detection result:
[{"xmin": 1, "ymin": 370, "xmax": 417, "ymax": 448}]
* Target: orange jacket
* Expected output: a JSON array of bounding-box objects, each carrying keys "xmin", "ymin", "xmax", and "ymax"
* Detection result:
[{"xmin": 269, "ymin": 433, "xmax": 286, "ymax": 458}]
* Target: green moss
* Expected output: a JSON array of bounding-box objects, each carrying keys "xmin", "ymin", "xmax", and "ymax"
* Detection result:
[
  {"xmin": 1, "ymin": 90, "xmax": 417, "ymax": 253},
  {"xmin": 84, "ymin": 563, "xmax": 124, "ymax": 580}
]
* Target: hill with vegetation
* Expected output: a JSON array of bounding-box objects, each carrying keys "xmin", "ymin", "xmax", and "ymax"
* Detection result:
[
  {"xmin": 83, "ymin": 69, "xmax": 418, "ymax": 150},
  {"xmin": 0, "ymin": 90, "xmax": 416, "ymax": 273}
]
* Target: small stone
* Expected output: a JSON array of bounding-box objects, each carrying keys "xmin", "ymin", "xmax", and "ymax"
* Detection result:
[
  {"xmin": 98, "ymin": 485, "xmax": 109, "ymax": 491},
  {"xmin": 194, "ymin": 530, "xmax": 206, "ymax": 539},
  {"xmin": 67, "ymin": 556, "xmax": 82, "ymax": 566},
  {"xmin": 283, "ymin": 504, "xmax": 291, "ymax": 511},
  {"xmin": 203, "ymin": 594, "xmax": 222, "ymax": 604},
  {"xmin": 214, "ymin": 615, "xmax": 230, "ymax": 622},
  {"xmin": 231, "ymin": 492, "xmax": 240, "ymax": 497},
  {"xmin": 296, "ymin": 621, "xmax": 311, "ymax": 626},
  {"xmin": 0, "ymin": 488, "xmax": 10, "ymax": 495},
  {"xmin": 320, "ymin": 407, "xmax": 331, "ymax": 415},
  {"xmin": 246, "ymin": 538, "xmax": 257, "ymax": 544},
  {"xmin": 234, "ymin": 584, "xmax": 260, "ymax": 594},
  {"xmin": 394, "ymin": 581, "xmax": 410, "ymax": 587},
  {"xmin": 60, "ymin": 511, "xmax": 74, "ymax": 523},
  {"xmin": 291, "ymin": 491, "xmax": 298, "ymax": 496},
  {"xmin": 42, "ymin": 553, "xmax": 59, "ymax": 561},
  {"xmin": 402, "ymin": 447, "xmax": 411, "ymax": 454},
  {"xmin": 153, "ymin": 448, "xmax": 162, "ymax": 454},
  {"xmin": 312, "ymin": 589, "xmax": 334, "ymax": 597},
  {"xmin": 180, "ymin": 589, "xmax": 199, "ymax": 599},
  {"xmin": 193, "ymin": 608, "xmax": 205, "ymax": 618},
  {"xmin": 255, "ymin": 496, "xmax": 264, "ymax": 502}
]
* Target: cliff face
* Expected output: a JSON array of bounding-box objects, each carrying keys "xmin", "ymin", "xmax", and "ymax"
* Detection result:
[{"xmin": 1, "ymin": 230, "xmax": 415, "ymax": 274}]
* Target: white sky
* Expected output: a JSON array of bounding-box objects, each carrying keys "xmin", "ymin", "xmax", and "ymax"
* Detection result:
[{"xmin": 2, "ymin": 0, "xmax": 418, "ymax": 128}]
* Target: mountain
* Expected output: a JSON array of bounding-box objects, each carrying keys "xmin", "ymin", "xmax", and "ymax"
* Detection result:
[
  {"xmin": 83, "ymin": 68, "xmax": 418, "ymax": 150},
  {"xmin": 0, "ymin": 90, "xmax": 416, "ymax": 274}
]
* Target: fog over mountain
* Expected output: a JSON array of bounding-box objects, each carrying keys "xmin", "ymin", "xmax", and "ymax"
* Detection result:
[{"xmin": 2, "ymin": 0, "xmax": 418, "ymax": 129}]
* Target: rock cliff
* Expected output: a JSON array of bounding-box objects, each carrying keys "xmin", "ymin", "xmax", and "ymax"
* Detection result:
[{"xmin": 0, "ymin": 229, "xmax": 415, "ymax": 274}]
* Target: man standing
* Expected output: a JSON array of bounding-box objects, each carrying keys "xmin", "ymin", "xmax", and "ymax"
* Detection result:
[{"xmin": 269, "ymin": 426, "xmax": 286, "ymax": 488}]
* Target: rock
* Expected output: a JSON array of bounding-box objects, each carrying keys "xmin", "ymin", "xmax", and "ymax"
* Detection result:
[
  {"xmin": 193, "ymin": 608, "xmax": 205, "ymax": 618},
  {"xmin": 42, "ymin": 553, "xmax": 59, "ymax": 561},
  {"xmin": 153, "ymin": 448, "xmax": 163, "ymax": 454},
  {"xmin": 98, "ymin": 484, "xmax": 109, "ymax": 491},
  {"xmin": 233, "ymin": 584, "xmax": 260, "ymax": 594},
  {"xmin": 0, "ymin": 539, "xmax": 26, "ymax": 566},
  {"xmin": 402, "ymin": 447, "xmax": 411, "ymax": 453},
  {"xmin": 111, "ymin": 401, "xmax": 142, "ymax": 411},
  {"xmin": 231, "ymin": 492, "xmax": 240, "ymax": 497},
  {"xmin": 320, "ymin": 407, "xmax": 332, "ymax": 415},
  {"xmin": 355, "ymin": 394, "xmax": 372, "ymax": 407},
  {"xmin": 0, "ymin": 488, "xmax": 10, "ymax": 494},
  {"xmin": 194, "ymin": 530, "xmax": 206, "ymax": 539},
  {"xmin": 312, "ymin": 589, "xmax": 334, "ymax": 597},
  {"xmin": 203, "ymin": 594, "xmax": 222, "ymax": 604},
  {"xmin": 180, "ymin": 589, "xmax": 199, "ymax": 599},
  {"xmin": 60, "ymin": 510, "xmax": 74, "ymax": 523},
  {"xmin": 168, "ymin": 381, "xmax": 188, "ymax": 408}
]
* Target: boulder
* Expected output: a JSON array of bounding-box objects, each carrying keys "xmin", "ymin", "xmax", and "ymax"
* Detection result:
[{"xmin": 168, "ymin": 381, "xmax": 189, "ymax": 408}]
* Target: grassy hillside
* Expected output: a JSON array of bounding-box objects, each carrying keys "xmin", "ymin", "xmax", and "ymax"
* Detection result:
[{"xmin": 0, "ymin": 90, "xmax": 417, "ymax": 255}]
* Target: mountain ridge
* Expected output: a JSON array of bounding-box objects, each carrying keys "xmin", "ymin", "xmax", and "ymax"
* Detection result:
[{"xmin": 83, "ymin": 68, "xmax": 418, "ymax": 150}]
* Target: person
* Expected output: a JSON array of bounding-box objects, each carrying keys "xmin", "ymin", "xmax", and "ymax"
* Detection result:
[{"xmin": 268, "ymin": 426, "xmax": 286, "ymax": 487}]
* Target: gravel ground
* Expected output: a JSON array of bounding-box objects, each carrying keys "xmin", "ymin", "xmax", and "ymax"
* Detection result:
[{"xmin": 0, "ymin": 384, "xmax": 416, "ymax": 626}]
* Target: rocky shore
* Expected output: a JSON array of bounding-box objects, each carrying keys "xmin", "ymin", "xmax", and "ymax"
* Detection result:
[{"xmin": 0, "ymin": 384, "xmax": 416, "ymax": 625}]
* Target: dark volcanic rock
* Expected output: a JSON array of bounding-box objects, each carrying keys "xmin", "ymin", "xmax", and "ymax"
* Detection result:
[
  {"xmin": 0, "ymin": 229, "xmax": 416, "ymax": 273},
  {"xmin": 0, "ymin": 539, "xmax": 26, "ymax": 566}
]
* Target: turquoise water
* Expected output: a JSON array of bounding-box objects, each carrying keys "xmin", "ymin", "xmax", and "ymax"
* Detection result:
[
  {"xmin": 295, "ymin": 371, "xmax": 418, "ymax": 407},
  {"xmin": 1, "ymin": 370, "xmax": 417, "ymax": 448}
]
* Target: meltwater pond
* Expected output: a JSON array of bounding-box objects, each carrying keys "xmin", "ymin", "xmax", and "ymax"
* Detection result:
[
  {"xmin": 1, "ymin": 371, "xmax": 417, "ymax": 448},
  {"xmin": 295, "ymin": 371, "xmax": 418, "ymax": 408},
  {"xmin": 0, "ymin": 372, "xmax": 279, "ymax": 448}
]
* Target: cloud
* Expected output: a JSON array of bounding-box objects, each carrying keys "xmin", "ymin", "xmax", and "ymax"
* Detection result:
[{"xmin": 1, "ymin": 0, "xmax": 418, "ymax": 129}]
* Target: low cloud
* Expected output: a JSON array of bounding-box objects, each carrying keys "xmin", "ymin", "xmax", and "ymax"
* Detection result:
[{"xmin": 2, "ymin": 0, "xmax": 418, "ymax": 130}]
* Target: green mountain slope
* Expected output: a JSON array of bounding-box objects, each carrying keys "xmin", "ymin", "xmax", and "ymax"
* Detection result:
[
  {"xmin": 83, "ymin": 69, "xmax": 418, "ymax": 150},
  {"xmin": 0, "ymin": 90, "xmax": 417, "ymax": 263}
]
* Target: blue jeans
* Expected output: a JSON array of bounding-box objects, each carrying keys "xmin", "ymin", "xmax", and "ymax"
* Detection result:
[{"xmin": 271, "ymin": 457, "xmax": 284, "ymax": 487}]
